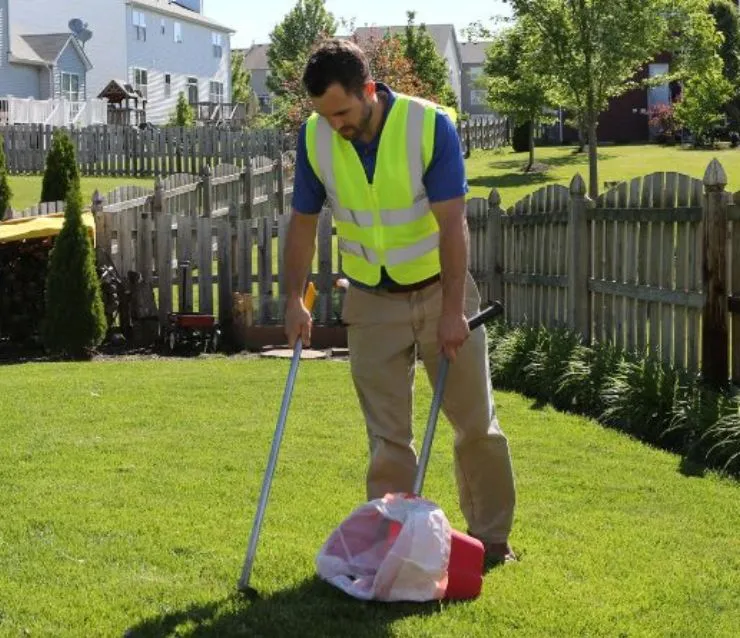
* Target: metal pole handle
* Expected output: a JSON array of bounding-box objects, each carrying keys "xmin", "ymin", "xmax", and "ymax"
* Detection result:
[
  {"xmin": 412, "ymin": 301, "xmax": 504, "ymax": 496},
  {"xmin": 237, "ymin": 282, "xmax": 316, "ymax": 594}
]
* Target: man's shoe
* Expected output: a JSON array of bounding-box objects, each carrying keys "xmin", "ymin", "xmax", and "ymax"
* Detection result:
[{"xmin": 466, "ymin": 531, "xmax": 517, "ymax": 566}]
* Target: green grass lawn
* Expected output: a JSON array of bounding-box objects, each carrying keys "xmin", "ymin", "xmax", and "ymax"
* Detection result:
[
  {"xmin": 7, "ymin": 175, "xmax": 154, "ymax": 212},
  {"xmin": 466, "ymin": 142, "xmax": 740, "ymax": 209},
  {"xmin": 0, "ymin": 357, "xmax": 738, "ymax": 637}
]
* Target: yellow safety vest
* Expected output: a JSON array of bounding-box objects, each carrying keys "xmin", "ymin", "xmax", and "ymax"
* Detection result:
[{"xmin": 305, "ymin": 93, "xmax": 457, "ymax": 286}]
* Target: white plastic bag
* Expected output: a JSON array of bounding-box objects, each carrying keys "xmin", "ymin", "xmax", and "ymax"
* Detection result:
[{"xmin": 315, "ymin": 493, "xmax": 452, "ymax": 602}]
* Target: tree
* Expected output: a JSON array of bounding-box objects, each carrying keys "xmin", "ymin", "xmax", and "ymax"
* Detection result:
[
  {"xmin": 231, "ymin": 50, "xmax": 253, "ymax": 105},
  {"xmin": 403, "ymin": 11, "xmax": 458, "ymax": 109},
  {"xmin": 708, "ymin": 0, "xmax": 740, "ymax": 126},
  {"xmin": 274, "ymin": 32, "xmax": 435, "ymax": 134},
  {"xmin": 42, "ymin": 180, "xmax": 107, "ymax": 359},
  {"xmin": 674, "ymin": 58, "xmax": 733, "ymax": 144},
  {"xmin": 484, "ymin": 19, "xmax": 557, "ymax": 170},
  {"xmin": 40, "ymin": 129, "xmax": 80, "ymax": 203},
  {"xmin": 168, "ymin": 92, "xmax": 195, "ymax": 127},
  {"xmin": 504, "ymin": 0, "xmax": 723, "ymax": 197},
  {"xmin": 0, "ymin": 135, "xmax": 12, "ymax": 219},
  {"xmin": 267, "ymin": 0, "xmax": 337, "ymax": 97}
]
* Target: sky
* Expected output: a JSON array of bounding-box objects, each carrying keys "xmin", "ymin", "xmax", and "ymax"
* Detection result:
[{"xmin": 203, "ymin": 0, "xmax": 512, "ymax": 48}]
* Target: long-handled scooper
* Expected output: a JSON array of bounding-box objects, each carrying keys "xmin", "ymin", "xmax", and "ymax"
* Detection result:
[
  {"xmin": 391, "ymin": 300, "xmax": 506, "ymax": 600},
  {"xmin": 237, "ymin": 282, "xmax": 317, "ymax": 598},
  {"xmin": 314, "ymin": 300, "xmax": 505, "ymax": 602}
]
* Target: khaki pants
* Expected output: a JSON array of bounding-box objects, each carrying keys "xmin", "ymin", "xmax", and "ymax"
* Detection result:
[{"xmin": 341, "ymin": 271, "xmax": 516, "ymax": 544}]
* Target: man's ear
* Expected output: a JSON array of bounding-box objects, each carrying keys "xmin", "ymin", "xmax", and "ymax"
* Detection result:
[{"xmin": 364, "ymin": 81, "xmax": 376, "ymax": 99}]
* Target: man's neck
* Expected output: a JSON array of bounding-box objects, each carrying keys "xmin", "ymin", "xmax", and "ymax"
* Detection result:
[{"xmin": 359, "ymin": 91, "xmax": 387, "ymax": 144}]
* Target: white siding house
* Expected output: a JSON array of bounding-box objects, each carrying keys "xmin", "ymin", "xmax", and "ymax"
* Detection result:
[
  {"xmin": 0, "ymin": 0, "xmax": 104, "ymax": 125},
  {"xmin": 9, "ymin": 0, "xmax": 235, "ymax": 125}
]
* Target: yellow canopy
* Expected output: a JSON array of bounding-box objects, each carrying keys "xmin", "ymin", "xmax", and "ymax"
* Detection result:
[{"xmin": 0, "ymin": 212, "xmax": 96, "ymax": 245}]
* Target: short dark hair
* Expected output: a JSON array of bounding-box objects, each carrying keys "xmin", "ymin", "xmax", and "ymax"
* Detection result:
[{"xmin": 302, "ymin": 38, "xmax": 371, "ymax": 97}]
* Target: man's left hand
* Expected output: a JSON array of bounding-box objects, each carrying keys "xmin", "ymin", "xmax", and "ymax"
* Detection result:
[{"xmin": 437, "ymin": 311, "xmax": 469, "ymax": 362}]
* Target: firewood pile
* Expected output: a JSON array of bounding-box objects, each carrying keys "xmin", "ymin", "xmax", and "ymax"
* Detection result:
[
  {"xmin": 0, "ymin": 238, "xmax": 124, "ymax": 347},
  {"xmin": 0, "ymin": 237, "xmax": 53, "ymax": 345}
]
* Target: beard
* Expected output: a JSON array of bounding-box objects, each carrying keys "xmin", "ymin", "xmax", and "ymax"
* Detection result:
[{"xmin": 338, "ymin": 101, "xmax": 374, "ymax": 140}]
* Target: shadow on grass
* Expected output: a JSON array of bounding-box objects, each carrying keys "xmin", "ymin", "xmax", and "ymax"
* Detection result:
[
  {"xmin": 485, "ymin": 150, "xmax": 616, "ymax": 172},
  {"xmin": 124, "ymin": 576, "xmax": 449, "ymax": 638},
  {"xmin": 468, "ymin": 172, "xmax": 552, "ymax": 193}
]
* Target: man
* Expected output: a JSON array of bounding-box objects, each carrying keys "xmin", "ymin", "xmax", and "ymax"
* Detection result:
[{"xmin": 283, "ymin": 38, "xmax": 517, "ymax": 564}]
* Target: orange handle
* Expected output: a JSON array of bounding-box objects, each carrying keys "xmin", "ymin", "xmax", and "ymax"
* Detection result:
[{"xmin": 304, "ymin": 282, "xmax": 317, "ymax": 313}]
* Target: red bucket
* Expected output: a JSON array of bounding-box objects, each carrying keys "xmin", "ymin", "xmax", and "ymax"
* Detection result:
[{"xmin": 386, "ymin": 521, "xmax": 484, "ymax": 600}]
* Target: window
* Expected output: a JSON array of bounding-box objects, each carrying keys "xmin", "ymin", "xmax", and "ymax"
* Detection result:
[
  {"xmin": 164, "ymin": 74, "xmax": 171, "ymax": 98},
  {"xmin": 134, "ymin": 68, "xmax": 148, "ymax": 99},
  {"xmin": 174, "ymin": 22, "xmax": 182, "ymax": 43},
  {"xmin": 187, "ymin": 77, "xmax": 198, "ymax": 104},
  {"xmin": 61, "ymin": 73, "xmax": 80, "ymax": 101},
  {"xmin": 470, "ymin": 89, "xmax": 487, "ymax": 106},
  {"xmin": 209, "ymin": 81, "xmax": 224, "ymax": 103},
  {"xmin": 133, "ymin": 10, "xmax": 146, "ymax": 41},
  {"xmin": 212, "ymin": 32, "xmax": 223, "ymax": 58}
]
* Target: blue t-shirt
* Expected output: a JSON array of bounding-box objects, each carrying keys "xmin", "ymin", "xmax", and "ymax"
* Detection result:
[{"xmin": 291, "ymin": 82, "xmax": 468, "ymax": 288}]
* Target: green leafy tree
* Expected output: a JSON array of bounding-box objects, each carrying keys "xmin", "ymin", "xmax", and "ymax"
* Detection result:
[
  {"xmin": 403, "ymin": 11, "xmax": 458, "ymax": 109},
  {"xmin": 709, "ymin": 0, "xmax": 740, "ymax": 127},
  {"xmin": 231, "ymin": 50, "xmax": 253, "ymax": 105},
  {"xmin": 674, "ymin": 58, "xmax": 733, "ymax": 144},
  {"xmin": 168, "ymin": 92, "xmax": 195, "ymax": 127},
  {"xmin": 504, "ymin": 0, "xmax": 723, "ymax": 197},
  {"xmin": 40, "ymin": 129, "xmax": 80, "ymax": 203},
  {"xmin": 42, "ymin": 181, "xmax": 107, "ymax": 359},
  {"xmin": 0, "ymin": 135, "xmax": 12, "ymax": 219},
  {"xmin": 484, "ymin": 19, "xmax": 557, "ymax": 170},
  {"xmin": 267, "ymin": 0, "xmax": 337, "ymax": 97}
]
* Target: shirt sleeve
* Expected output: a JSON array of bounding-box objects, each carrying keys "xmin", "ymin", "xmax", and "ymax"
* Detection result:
[
  {"xmin": 423, "ymin": 111, "xmax": 469, "ymax": 203},
  {"xmin": 291, "ymin": 122, "xmax": 327, "ymax": 214}
]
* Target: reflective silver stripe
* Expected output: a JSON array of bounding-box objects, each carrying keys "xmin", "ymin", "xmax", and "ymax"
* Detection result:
[
  {"xmin": 380, "ymin": 193, "xmax": 431, "ymax": 226},
  {"xmin": 333, "ymin": 207, "xmax": 375, "ymax": 227},
  {"xmin": 315, "ymin": 117, "xmax": 337, "ymax": 197},
  {"xmin": 406, "ymin": 99, "xmax": 426, "ymax": 185},
  {"xmin": 338, "ymin": 238, "xmax": 380, "ymax": 264},
  {"xmin": 385, "ymin": 232, "xmax": 439, "ymax": 267}
]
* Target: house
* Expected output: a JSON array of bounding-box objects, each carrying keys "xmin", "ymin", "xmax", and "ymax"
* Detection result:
[
  {"xmin": 353, "ymin": 24, "xmax": 464, "ymax": 108},
  {"xmin": 459, "ymin": 41, "xmax": 495, "ymax": 116},
  {"xmin": 238, "ymin": 44, "xmax": 272, "ymax": 114},
  {"xmin": 8, "ymin": 0, "xmax": 236, "ymax": 126},
  {"xmin": 0, "ymin": 0, "xmax": 106, "ymax": 126}
]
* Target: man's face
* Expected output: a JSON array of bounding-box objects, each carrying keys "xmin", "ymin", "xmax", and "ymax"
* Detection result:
[{"xmin": 311, "ymin": 81, "xmax": 375, "ymax": 140}]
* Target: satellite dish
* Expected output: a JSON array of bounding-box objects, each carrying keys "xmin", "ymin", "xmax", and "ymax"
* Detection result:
[
  {"xmin": 78, "ymin": 29, "xmax": 93, "ymax": 45},
  {"xmin": 68, "ymin": 18, "xmax": 93, "ymax": 47},
  {"xmin": 68, "ymin": 19, "xmax": 84, "ymax": 34}
]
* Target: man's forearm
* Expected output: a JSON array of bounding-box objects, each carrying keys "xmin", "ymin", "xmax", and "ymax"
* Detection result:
[
  {"xmin": 434, "ymin": 201, "xmax": 469, "ymax": 315},
  {"xmin": 285, "ymin": 210, "xmax": 319, "ymax": 303}
]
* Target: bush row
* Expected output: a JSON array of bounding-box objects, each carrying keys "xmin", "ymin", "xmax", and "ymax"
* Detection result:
[{"xmin": 487, "ymin": 322, "xmax": 740, "ymax": 479}]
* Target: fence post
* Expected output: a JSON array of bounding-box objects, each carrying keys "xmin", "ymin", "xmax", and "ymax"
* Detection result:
[
  {"xmin": 276, "ymin": 152, "xmax": 286, "ymax": 216},
  {"xmin": 702, "ymin": 159, "xmax": 729, "ymax": 385},
  {"xmin": 568, "ymin": 173, "xmax": 590, "ymax": 342},
  {"xmin": 201, "ymin": 163, "xmax": 212, "ymax": 218},
  {"xmin": 91, "ymin": 189, "xmax": 104, "ymax": 257},
  {"xmin": 487, "ymin": 188, "xmax": 504, "ymax": 306}
]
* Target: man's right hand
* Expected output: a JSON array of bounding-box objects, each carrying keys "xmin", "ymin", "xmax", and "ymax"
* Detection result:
[{"xmin": 285, "ymin": 296, "xmax": 312, "ymax": 348}]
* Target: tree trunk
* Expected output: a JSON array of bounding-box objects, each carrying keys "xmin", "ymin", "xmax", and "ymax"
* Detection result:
[
  {"xmin": 527, "ymin": 120, "xmax": 535, "ymax": 171},
  {"xmin": 588, "ymin": 114, "xmax": 598, "ymax": 199}
]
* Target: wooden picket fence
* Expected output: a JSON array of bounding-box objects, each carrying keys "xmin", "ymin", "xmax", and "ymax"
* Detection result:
[
  {"xmin": 0, "ymin": 124, "xmax": 290, "ymax": 177},
  {"xmin": 465, "ymin": 159, "xmax": 740, "ymax": 385},
  {"xmin": 0, "ymin": 116, "xmax": 508, "ymax": 178}
]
